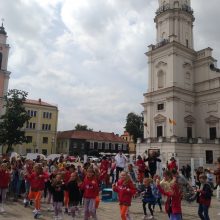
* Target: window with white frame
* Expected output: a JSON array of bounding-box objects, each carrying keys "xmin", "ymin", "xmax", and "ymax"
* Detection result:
[
  {"xmin": 105, "ymin": 143, "xmax": 109, "ymax": 150},
  {"xmin": 90, "ymin": 142, "xmax": 94, "ymax": 149},
  {"xmin": 111, "ymin": 143, "xmax": 115, "ymax": 150},
  {"xmin": 118, "ymin": 144, "xmax": 122, "ymax": 151},
  {"xmin": 98, "ymin": 142, "xmax": 102, "ymax": 150},
  {"xmin": 123, "ymin": 144, "xmax": 127, "ymax": 151}
]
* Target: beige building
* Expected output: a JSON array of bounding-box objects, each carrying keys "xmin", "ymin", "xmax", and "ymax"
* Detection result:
[
  {"xmin": 13, "ymin": 99, "xmax": 58, "ymax": 155},
  {"xmin": 121, "ymin": 131, "xmax": 136, "ymax": 154},
  {"xmin": 139, "ymin": 0, "xmax": 220, "ymax": 168}
]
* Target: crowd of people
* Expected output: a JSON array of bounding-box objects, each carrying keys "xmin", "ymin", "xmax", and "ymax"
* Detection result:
[{"xmin": 0, "ymin": 151, "xmax": 220, "ymax": 220}]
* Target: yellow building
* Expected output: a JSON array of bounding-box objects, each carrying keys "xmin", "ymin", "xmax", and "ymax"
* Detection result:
[
  {"xmin": 121, "ymin": 131, "xmax": 136, "ymax": 154},
  {"xmin": 13, "ymin": 98, "xmax": 58, "ymax": 155}
]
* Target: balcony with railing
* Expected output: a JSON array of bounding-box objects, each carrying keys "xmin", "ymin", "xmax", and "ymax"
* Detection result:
[
  {"xmin": 142, "ymin": 137, "xmax": 220, "ymax": 144},
  {"xmin": 156, "ymin": 4, "xmax": 193, "ymax": 16}
]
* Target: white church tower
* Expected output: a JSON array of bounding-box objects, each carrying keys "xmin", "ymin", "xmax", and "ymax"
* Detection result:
[{"xmin": 140, "ymin": 0, "xmax": 220, "ymax": 167}]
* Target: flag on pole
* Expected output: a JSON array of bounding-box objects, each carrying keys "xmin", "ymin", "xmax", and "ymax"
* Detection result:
[{"xmin": 169, "ymin": 118, "xmax": 176, "ymax": 125}]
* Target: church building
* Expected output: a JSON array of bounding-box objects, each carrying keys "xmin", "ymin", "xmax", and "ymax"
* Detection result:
[{"xmin": 139, "ymin": 0, "xmax": 220, "ymax": 168}]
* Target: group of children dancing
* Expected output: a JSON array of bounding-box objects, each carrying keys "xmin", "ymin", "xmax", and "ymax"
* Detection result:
[{"xmin": 0, "ymin": 154, "xmax": 219, "ymax": 220}]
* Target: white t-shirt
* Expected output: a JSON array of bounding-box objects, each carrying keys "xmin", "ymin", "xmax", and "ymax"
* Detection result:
[{"xmin": 115, "ymin": 154, "xmax": 128, "ymax": 168}]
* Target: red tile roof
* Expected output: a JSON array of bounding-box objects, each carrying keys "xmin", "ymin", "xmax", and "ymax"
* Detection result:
[
  {"xmin": 25, "ymin": 99, "xmax": 57, "ymax": 108},
  {"xmin": 57, "ymin": 130, "xmax": 127, "ymax": 143}
]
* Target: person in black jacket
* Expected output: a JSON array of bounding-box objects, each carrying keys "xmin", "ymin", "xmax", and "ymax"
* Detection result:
[
  {"xmin": 50, "ymin": 174, "xmax": 65, "ymax": 220},
  {"xmin": 144, "ymin": 151, "xmax": 161, "ymax": 178},
  {"xmin": 66, "ymin": 172, "xmax": 82, "ymax": 220}
]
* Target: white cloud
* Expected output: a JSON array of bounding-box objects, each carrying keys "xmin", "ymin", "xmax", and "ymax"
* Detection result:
[{"xmin": 1, "ymin": 0, "xmax": 220, "ymax": 134}]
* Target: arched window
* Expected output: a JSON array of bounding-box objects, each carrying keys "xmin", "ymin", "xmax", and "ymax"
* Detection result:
[
  {"xmin": 0, "ymin": 53, "xmax": 2, "ymax": 70},
  {"xmin": 158, "ymin": 70, "xmax": 165, "ymax": 88}
]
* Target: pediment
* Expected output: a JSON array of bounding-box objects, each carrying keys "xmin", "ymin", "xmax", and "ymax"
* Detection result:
[
  {"xmin": 184, "ymin": 115, "xmax": 195, "ymax": 123},
  {"xmin": 154, "ymin": 114, "xmax": 166, "ymax": 123},
  {"xmin": 155, "ymin": 61, "xmax": 167, "ymax": 68},
  {"xmin": 205, "ymin": 115, "xmax": 219, "ymax": 124}
]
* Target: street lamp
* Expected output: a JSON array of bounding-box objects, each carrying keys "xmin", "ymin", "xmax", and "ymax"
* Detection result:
[
  {"xmin": 137, "ymin": 138, "xmax": 141, "ymax": 156},
  {"xmin": 51, "ymin": 137, "xmax": 55, "ymax": 154},
  {"xmin": 33, "ymin": 142, "xmax": 37, "ymax": 153}
]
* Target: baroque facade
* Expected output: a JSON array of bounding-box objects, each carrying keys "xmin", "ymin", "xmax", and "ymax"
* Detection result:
[{"xmin": 139, "ymin": 0, "xmax": 220, "ymax": 167}]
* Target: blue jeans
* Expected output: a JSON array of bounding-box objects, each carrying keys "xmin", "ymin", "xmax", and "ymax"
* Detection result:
[
  {"xmin": 198, "ymin": 204, "xmax": 210, "ymax": 220},
  {"xmin": 170, "ymin": 213, "xmax": 182, "ymax": 220}
]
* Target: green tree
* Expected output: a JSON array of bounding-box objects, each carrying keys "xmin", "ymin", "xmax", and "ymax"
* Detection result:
[
  {"xmin": 0, "ymin": 89, "xmax": 31, "ymax": 153},
  {"xmin": 124, "ymin": 112, "xmax": 143, "ymax": 143},
  {"xmin": 75, "ymin": 123, "xmax": 93, "ymax": 131}
]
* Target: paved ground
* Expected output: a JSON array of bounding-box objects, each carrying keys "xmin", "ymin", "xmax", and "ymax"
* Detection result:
[{"xmin": 0, "ymin": 196, "xmax": 219, "ymax": 220}]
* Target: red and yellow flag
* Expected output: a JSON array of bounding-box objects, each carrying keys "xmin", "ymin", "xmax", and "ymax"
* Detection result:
[{"xmin": 169, "ymin": 118, "xmax": 176, "ymax": 125}]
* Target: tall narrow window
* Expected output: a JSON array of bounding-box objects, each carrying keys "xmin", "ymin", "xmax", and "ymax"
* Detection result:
[
  {"xmin": 209, "ymin": 127, "xmax": 217, "ymax": 140},
  {"xmin": 187, "ymin": 127, "xmax": 192, "ymax": 139},
  {"xmin": 206, "ymin": 150, "xmax": 213, "ymax": 164},
  {"xmin": 157, "ymin": 126, "xmax": 163, "ymax": 137},
  {"xmin": 186, "ymin": 39, "xmax": 189, "ymax": 48}
]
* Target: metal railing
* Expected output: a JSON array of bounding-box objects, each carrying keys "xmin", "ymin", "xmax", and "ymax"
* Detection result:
[{"xmin": 156, "ymin": 4, "xmax": 193, "ymax": 16}]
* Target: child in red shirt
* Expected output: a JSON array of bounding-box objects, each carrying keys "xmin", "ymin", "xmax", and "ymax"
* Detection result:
[
  {"xmin": 113, "ymin": 171, "xmax": 136, "ymax": 220},
  {"xmin": 79, "ymin": 167, "xmax": 99, "ymax": 220},
  {"xmin": 27, "ymin": 164, "xmax": 48, "ymax": 217}
]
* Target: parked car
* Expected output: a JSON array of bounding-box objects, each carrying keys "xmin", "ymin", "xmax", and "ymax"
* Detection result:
[
  {"xmin": 26, "ymin": 153, "xmax": 46, "ymax": 161},
  {"xmin": 88, "ymin": 156, "xmax": 99, "ymax": 162},
  {"xmin": 47, "ymin": 154, "xmax": 64, "ymax": 161}
]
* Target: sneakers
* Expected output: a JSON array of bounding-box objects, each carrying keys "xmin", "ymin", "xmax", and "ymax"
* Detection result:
[
  {"xmin": 24, "ymin": 199, "xmax": 29, "ymax": 207},
  {"xmin": 47, "ymin": 205, "xmax": 54, "ymax": 212},
  {"xmin": 142, "ymin": 215, "xmax": 147, "ymax": 220},
  {"xmin": 64, "ymin": 208, "xmax": 68, "ymax": 214},
  {"xmin": 0, "ymin": 207, "xmax": 5, "ymax": 213},
  {"xmin": 146, "ymin": 216, "xmax": 153, "ymax": 220},
  {"xmin": 33, "ymin": 208, "xmax": 37, "ymax": 213}
]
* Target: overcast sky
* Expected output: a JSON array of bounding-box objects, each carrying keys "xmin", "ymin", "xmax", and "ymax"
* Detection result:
[{"xmin": 0, "ymin": 0, "xmax": 220, "ymax": 134}]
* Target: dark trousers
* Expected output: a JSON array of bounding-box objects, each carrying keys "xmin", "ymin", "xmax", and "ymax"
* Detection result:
[
  {"xmin": 198, "ymin": 204, "xmax": 210, "ymax": 220},
  {"xmin": 142, "ymin": 202, "xmax": 154, "ymax": 216},
  {"xmin": 115, "ymin": 167, "xmax": 124, "ymax": 182}
]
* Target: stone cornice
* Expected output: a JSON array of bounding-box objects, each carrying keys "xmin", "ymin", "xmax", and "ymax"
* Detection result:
[
  {"xmin": 146, "ymin": 41, "xmax": 196, "ymax": 59},
  {"xmin": 194, "ymin": 77, "xmax": 220, "ymax": 86},
  {"xmin": 166, "ymin": 96, "xmax": 180, "ymax": 102},
  {"xmin": 195, "ymin": 87, "xmax": 220, "ymax": 97},
  {"xmin": 143, "ymin": 86, "xmax": 195, "ymax": 98}
]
